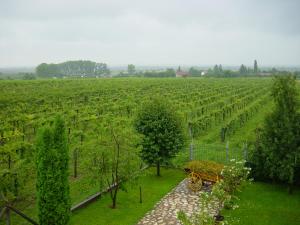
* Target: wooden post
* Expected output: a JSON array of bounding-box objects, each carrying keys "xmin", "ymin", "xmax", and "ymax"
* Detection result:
[
  {"xmin": 22, "ymin": 125, "xmax": 25, "ymax": 142},
  {"xmin": 244, "ymin": 142, "xmax": 248, "ymax": 161},
  {"xmin": 226, "ymin": 141, "xmax": 229, "ymax": 162},
  {"xmin": 189, "ymin": 143, "xmax": 193, "ymax": 161},
  {"xmin": 68, "ymin": 127, "xmax": 71, "ymax": 143},
  {"xmin": 73, "ymin": 149, "xmax": 78, "ymax": 178},
  {"xmin": 8, "ymin": 154, "xmax": 11, "ymax": 169},
  {"xmin": 189, "ymin": 124, "xmax": 194, "ymax": 161},
  {"xmin": 139, "ymin": 186, "xmax": 142, "ymax": 203}
]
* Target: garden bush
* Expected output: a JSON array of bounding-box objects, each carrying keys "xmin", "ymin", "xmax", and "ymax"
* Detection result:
[
  {"xmin": 179, "ymin": 160, "xmax": 251, "ymax": 225},
  {"xmin": 185, "ymin": 160, "xmax": 224, "ymax": 177}
]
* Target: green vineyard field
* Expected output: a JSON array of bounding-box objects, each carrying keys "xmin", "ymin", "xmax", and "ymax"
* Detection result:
[{"xmin": 0, "ymin": 77, "xmax": 273, "ymax": 224}]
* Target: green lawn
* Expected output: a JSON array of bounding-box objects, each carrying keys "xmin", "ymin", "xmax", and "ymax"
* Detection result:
[
  {"xmin": 69, "ymin": 167, "xmax": 185, "ymax": 225},
  {"xmin": 222, "ymin": 182, "xmax": 300, "ymax": 225},
  {"xmin": 4, "ymin": 167, "xmax": 184, "ymax": 225}
]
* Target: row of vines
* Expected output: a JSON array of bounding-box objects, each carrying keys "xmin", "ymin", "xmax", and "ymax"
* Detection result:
[{"xmin": 0, "ymin": 77, "xmax": 272, "ymax": 224}]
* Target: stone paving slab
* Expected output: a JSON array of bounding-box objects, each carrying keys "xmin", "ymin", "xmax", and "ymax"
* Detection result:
[{"xmin": 136, "ymin": 179, "xmax": 218, "ymax": 225}]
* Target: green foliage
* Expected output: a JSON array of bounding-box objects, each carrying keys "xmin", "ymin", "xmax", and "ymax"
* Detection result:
[
  {"xmin": 22, "ymin": 73, "xmax": 36, "ymax": 80},
  {"xmin": 254, "ymin": 60, "xmax": 258, "ymax": 74},
  {"xmin": 86, "ymin": 118, "xmax": 141, "ymax": 208},
  {"xmin": 143, "ymin": 69, "xmax": 175, "ymax": 77},
  {"xmin": 36, "ymin": 60, "xmax": 109, "ymax": 77},
  {"xmin": 0, "ymin": 78, "xmax": 273, "ymax": 221},
  {"xmin": 185, "ymin": 160, "xmax": 223, "ymax": 176},
  {"xmin": 239, "ymin": 64, "xmax": 248, "ymax": 74},
  {"xmin": 134, "ymin": 98, "xmax": 185, "ymax": 175},
  {"xmin": 0, "ymin": 141, "xmax": 34, "ymax": 207},
  {"xmin": 36, "ymin": 63, "xmax": 60, "ymax": 77},
  {"xmin": 178, "ymin": 160, "xmax": 251, "ymax": 225},
  {"xmin": 250, "ymin": 75, "xmax": 300, "ymax": 187},
  {"xmin": 127, "ymin": 64, "xmax": 136, "ymax": 74},
  {"xmin": 36, "ymin": 116, "xmax": 70, "ymax": 225},
  {"xmin": 221, "ymin": 159, "xmax": 251, "ymax": 195},
  {"xmin": 188, "ymin": 67, "xmax": 202, "ymax": 77}
]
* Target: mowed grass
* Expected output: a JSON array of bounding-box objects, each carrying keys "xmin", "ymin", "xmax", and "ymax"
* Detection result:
[
  {"xmin": 222, "ymin": 182, "xmax": 300, "ymax": 225},
  {"xmin": 69, "ymin": 167, "xmax": 185, "ymax": 225}
]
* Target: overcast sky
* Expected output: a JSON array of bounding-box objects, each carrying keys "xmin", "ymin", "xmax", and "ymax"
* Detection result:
[{"xmin": 1, "ymin": 0, "xmax": 299, "ymax": 68}]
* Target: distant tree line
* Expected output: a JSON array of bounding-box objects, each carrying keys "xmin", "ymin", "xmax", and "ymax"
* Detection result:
[
  {"xmin": 36, "ymin": 60, "xmax": 110, "ymax": 78},
  {"xmin": 22, "ymin": 73, "xmax": 36, "ymax": 80},
  {"xmin": 116, "ymin": 66, "xmax": 175, "ymax": 78},
  {"xmin": 207, "ymin": 60, "xmax": 261, "ymax": 77},
  {"xmin": 188, "ymin": 67, "xmax": 203, "ymax": 77},
  {"xmin": 143, "ymin": 69, "xmax": 175, "ymax": 78}
]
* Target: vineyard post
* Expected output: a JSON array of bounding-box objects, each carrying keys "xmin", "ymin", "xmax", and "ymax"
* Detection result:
[
  {"xmin": 73, "ymin": 148, "xmax": 78, "ymax": 178},
  {"xmin": 139, "ymin": 186, "xmax": 142, "ymax": 203},
  {"xmin": 68, "ymin": 127, "xmax": 71, "ymax": 143},
  {"xmin": 189, "ymin": 124, "xmax": 193, "ymax": 161},
  {"xmin": 22, "ymin": 125, "xmax": 25, "ymax": 142},
  {"xmin": 226, "ymin": 141, "xmax": 229, "ymax": 162},
  {"xmin": 189, "ymin": 143, "xmax": 193, "ymax": 161},
  {"xmin": 0, "ymin": 131, "xmax": 4, "ymax": 145},
  {"xmin": 243, "ymin": 142, "xmax": 248, "ymax": 161},
  {"xmin": 8, "ymin": 154, "xmax": 11, "ymax": 169}
]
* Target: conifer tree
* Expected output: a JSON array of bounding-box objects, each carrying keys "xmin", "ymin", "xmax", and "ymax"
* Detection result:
[
  {"xmin": 254, "ymin": 60, "xmax": 258, "ymax": 73},
  {"xmin": 36, "ymin": 116, "xmax": 70, "ymax": 225},
  {"xmin": 251, "ymin": 75, "xmax": 300, "ymax": 193}
]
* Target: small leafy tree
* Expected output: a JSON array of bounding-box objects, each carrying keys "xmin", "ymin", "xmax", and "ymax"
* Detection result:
[
  {"xmin": 88, "ymin": 118, "xmax": 141, "ymax": 208},
  {"xmin": 134, "ymin": 98, "xmax": 185, "ymax": 176},
  {"xmin": 251, "ymin": 75, "xmax": 300, "ymax": 192},
  {"xmin": 36, "ymin": 116, "xmax": 70, "ymax": 225}
]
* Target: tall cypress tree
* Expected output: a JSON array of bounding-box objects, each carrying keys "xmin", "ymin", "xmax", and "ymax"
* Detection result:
[
  {"xmin": 254, "ymin": 60, "xmax": 258, "ymax": 73},
  {"xmin": 252, "ymin": 75, "xmax": 300, "ymax": 193},
  {"xmin": 36, "ymin": 116, "xmax": 70, "ymax": 225}
]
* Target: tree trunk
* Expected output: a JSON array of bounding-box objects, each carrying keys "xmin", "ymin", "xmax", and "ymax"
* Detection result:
[
  {"xmin": 156, "ymin": 161, "xmax": 160, "ymax": 176},
  {"xmin": 139, "ymin": 186, "xmax": 142, "ymax": 203},
  {"xmin": 6, "ymin": 207, "xmax": 10, "ymax": 225},
  {"xmin": 112, "ymin": 186, "xmax": 118, "ymax": 209}
]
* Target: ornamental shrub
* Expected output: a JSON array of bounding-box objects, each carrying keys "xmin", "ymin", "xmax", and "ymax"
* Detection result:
[
  {"xmin": 250, "ymin": 75, "xmax": 300, "ymax": 191},
  {"xmin": 185, "ymin": 160, "xmax": 224, "ymax": 177},
  {"xmin": 178, "ymin": 159, "xmax": 250, "ymax": 225},
  {"xmin": 36, "ymin": 116, "xmax": 70, "ymax": 225}
]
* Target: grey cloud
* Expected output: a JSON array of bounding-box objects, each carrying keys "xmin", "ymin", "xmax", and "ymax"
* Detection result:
[{"xmin": 0, "ymin": 0, "xmax": 299, "ymax": 67}]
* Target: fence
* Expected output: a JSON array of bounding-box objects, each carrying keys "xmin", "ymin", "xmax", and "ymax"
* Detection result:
[{"xmin": 188, "ymin": 142, "xmax": 249, "ymax": 164}]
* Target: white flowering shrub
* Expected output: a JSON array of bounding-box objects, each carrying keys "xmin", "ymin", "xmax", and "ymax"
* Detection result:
[
  {"xmin": 221, "ymin": 159, "xmax": 251, "ymax": 195},
  {"xmin": 178, "ymin": 159, "xmax": 251, "ymax": 225}
]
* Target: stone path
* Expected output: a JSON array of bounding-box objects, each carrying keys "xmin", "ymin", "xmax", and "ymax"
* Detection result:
[{"xmin": 136, "ymin": 179, "xmax": 218, "ymax": 225}]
